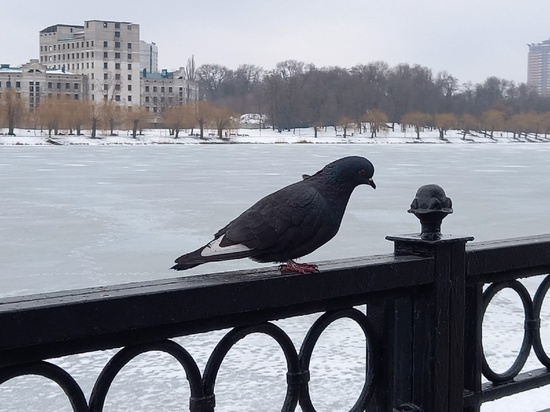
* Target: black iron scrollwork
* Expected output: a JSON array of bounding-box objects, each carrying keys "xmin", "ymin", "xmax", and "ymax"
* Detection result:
[
  {"xmin": 298, "ymin": 308, "xmax": 377, "ymax": 412},
  {"xmin": 0, "ymin": 309, "xmax": 378, "ymax": 412},
  {"xmin": 0, "ymin": 361, "xmax": 89, "ymax": 412},
  {"xmin": 481, "ymin": 275, "xmax": 550, "ymax": 384}
]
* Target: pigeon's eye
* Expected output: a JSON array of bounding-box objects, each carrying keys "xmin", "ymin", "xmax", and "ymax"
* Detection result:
[{"xmin": 358, "ymin": 169, "xmax": 367, "ymax": 176}]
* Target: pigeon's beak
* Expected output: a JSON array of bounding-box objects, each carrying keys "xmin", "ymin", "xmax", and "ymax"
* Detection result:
[{"xmin": 367, "ymin": 178, "xmax": 376, "ymax": 189}]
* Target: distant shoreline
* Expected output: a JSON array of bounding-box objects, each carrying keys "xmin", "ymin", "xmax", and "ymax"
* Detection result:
[{"xmin": 2, "ymin": 128, "xmax": 550, "ymax": 146}]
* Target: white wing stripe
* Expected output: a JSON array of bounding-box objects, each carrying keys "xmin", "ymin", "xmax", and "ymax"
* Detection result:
[{"xmin": 200, "ymin": 234, "xmax": 252, "ymax": 257}]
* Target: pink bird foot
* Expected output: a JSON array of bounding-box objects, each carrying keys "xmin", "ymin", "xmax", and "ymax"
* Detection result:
[{"xmin": 279, "ymin": 260, "xmax": 319, "ymax": 274}]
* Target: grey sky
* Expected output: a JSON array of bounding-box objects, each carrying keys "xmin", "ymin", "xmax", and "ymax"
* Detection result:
[{"xmin": 2, "ymin": 0, "xmax": 550, "ymax": 85}]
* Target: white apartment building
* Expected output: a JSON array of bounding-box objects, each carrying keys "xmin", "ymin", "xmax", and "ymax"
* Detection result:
[
  {"xmin": 38, "ymin": 20, "xmax": 199, "ymax": 111},
  {"xmin": 0, "ymin": 59, "xmax": 87, "ymax": 112},
  {"xmin": 39, "ymin": 20, "xmax": 141, "ymax": 106}
]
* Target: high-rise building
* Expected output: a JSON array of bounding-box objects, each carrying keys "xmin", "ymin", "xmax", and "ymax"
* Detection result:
[
  {"xmin": 140, "ymin": 41, "xmax": 159, "ymax": 74},
  {"xmin": 527, "ymin": 39, "xmax": 550, "ymax": 96},
  {"xmin": 39, "ymin": 20, "xmax": 141, "ymax": 106}
]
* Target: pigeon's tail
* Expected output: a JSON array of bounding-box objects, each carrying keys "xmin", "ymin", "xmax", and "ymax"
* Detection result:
[{"xmin": 171, "ymin": 235, "xmax": 256, "ymax": 271}]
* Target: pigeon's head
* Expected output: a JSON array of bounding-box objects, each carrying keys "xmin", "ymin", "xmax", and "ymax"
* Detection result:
[{"xmin": 324, "ymin": 156, "xmax": 376, "ymax": 189}]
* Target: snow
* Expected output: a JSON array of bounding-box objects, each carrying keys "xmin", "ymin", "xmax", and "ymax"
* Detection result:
[
  {"xmin": 0, "ymin": 142, "xmax": 549, "ymax": 411},
  {"xmin": 0, "ymin": 124, "xmax": 547, "ymax": 146}
]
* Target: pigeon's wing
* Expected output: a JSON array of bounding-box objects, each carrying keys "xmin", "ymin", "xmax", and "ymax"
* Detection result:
[{"xmin": 220, "ymin": 181, "xmax": 326, "ymax": 252}]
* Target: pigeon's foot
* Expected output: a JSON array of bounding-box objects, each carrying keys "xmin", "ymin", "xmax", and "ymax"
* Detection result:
[{"xmin": 279, "ymin": 260, "xmax": 319, "ymax": 274}]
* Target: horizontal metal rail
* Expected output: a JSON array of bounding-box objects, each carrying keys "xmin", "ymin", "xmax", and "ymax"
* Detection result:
[{"xmin": 0, "ymin": 254, "xmax": 432, "ymax": 367}]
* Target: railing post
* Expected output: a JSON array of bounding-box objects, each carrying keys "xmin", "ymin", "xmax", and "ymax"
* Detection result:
[{"xmin": 386, "ymin": 184, "xmax": 473, "ymax": 412}]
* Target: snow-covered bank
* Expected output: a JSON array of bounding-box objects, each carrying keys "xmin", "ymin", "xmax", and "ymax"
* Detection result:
[{"xmin": 1, "ymin": 126, "xmax": 549, "ymax": 146}]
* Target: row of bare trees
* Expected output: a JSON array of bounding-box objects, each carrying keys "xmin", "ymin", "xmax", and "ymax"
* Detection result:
[
  {"xmin": 385, "ymin": 109, "xmax": 550, "ymax": 140},
  {"xmin": 194, "ymin": 60, "xmax": 550, "ymax": 132},
  {"xmin": 0, "ymin": 90, "xmax": 238, "ymax": 139},
  {"xmin": 4, "ymin": 58, "xmax": 550, "ymax": 138}
]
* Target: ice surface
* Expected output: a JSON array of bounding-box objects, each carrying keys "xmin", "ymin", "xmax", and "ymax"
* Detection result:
[{"xmin": 1, "ymin": 144, "xmax": 550, "ymax": 411}]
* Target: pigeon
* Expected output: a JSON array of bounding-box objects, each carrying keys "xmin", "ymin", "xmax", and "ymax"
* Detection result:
[{"xmin": 171, "ymin": 156, "xmax": 376, "ymax": 274}]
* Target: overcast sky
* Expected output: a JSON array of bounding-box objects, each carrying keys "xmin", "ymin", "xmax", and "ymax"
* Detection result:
[{"xmin": 2, "ymin": 0, "xmax": 550, "ymax": 85}]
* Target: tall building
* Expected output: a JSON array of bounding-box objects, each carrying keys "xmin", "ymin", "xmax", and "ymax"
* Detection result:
[
  {"xmin": 140, "ymin": 41, "xmax": 159, "ymax": 74},
  {"xmin": 39, "ymin": 20, "xmax": 141, "ymax": 106},
  {"xmin": 527, "ymin": 39, "xmax": 550, "ymax": 97},
  {"xmin": 37, "ymin": 19, "xmax": 198, "ymax": 113}
]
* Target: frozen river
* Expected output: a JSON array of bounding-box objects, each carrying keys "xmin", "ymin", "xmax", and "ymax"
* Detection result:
[{"xmin": 1, "ymin": 143, "xmax": 550, "ymax": 411}]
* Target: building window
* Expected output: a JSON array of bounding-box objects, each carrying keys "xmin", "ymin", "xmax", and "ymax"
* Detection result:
[
  {"xmin": 48, "ymin": 82, "xmax": 52, "ymax": 89},
  {"xmin": 65, "ymin": 83, "xmax": 70, "ymax": 89},
  {"xmin": 128, "ymin": 54, "xmax": 132, "ymax": 60},
  {"xmin": 104, "ymin": 41, "xmax": 108, "ymax": 47},
  {"xmin": 127, "ymin": 43, "xmax": 132, "ymax": 49},
  {"xmin": 103, "ymin": 22, "xmax": 108, "ymax": 28},
  {"xmin": 74, "ymin": 94, "xmax": 79, "ymax": 100},
  {"xmin": 56, "ymin": 83, "xmax": 61, "ymax": 89},
  {"xmin": 115, "ymin": 63, "xmax": 121, "ymax": 70},
  {"xmin": 128, "ymin": 85, "xmax": 132, "ymax": 91},
  {"xmin": 145, "ymin": 86, "xmax": 149, "ymax": 92},
  {"xmin": 104, "ymin": 73, "xmax": 109, "ymax": 80},
  {"xmin": 153, "ymin": 86, "xmax": 157, "ymax": 92},
  {"xmin": 104, "ymin": 62, "xmax": 108, "ymax": 69},
  {"xmin": 169, "ymin": 87, "xmax": 173, "ymax": 93},
  {"xmin": 128, "ymin": 74, "xmax": 132, "ymax": 81},
  {"xmin": 115, "ymin": 95, "xmax": 121, "ymax": 101},
  {"xmin": 115, "ymin": 84, "xmax": 121, "ymax": 91},
  {"xmin": 145, "ymin": 96, "xmax": 149, "ymax": 102},
  {"xmin": 128, "ymin": 64, "xmax": 132, "ymax": 70},
  {"xmin": 104, "ymin": 52, "xmax": 108, "ymax": 58},
  {"xmin": 115, "ymin": 52, "xmax": 121, "ymax": 59},
  {"xmin": 15, "ymin": 81, "xmax": 21, "ymax": 88},
  {"xmin": 115, "ymin": 42, "xmax": 120, "ymax": 49},
  {"xmin": 115, "ymin": 73, "xmax": 121, "ymax": 80},
  {"xmin": 115, "ymin": 22, "xmax": 120, "ymax": 29},
  {"xmin": 114, "ymin": 31, "xmax": 120, "ymax": 38},
  {"xmin": 127, "ymin": 95, "xmax": 132, "ymax": 102}
]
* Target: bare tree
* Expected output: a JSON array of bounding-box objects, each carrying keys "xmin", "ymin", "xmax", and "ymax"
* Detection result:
[
  {"xmin": 433, "ymin": 113, "xmax": 458, "ymax": 140},
  {"xmin": 185, "ymin": 55, "xmax": 197, "ymax": 81},
  {"xmin": 124, "ymin": 106, "xmax": 150, "ymax": 138},
  {"xmin": 163, "ymin": 104, "xmax": 196, "ymax": 138},
  {"xmin": 196, "ymin": 64, "xmax": 230, "ymax": 101},
  {"xmin": 401, "ymin": 112, "xmax": 432, "ymax": 139},
  {"xmin": 36, "ymin": 97, "xmax": 64, "ymax": 137},
  {"xmin": 0, "ymin": 88, "xmax": 26, "ymax": 135},
  {"xmin": 337, "ymin": 116, "xmax": 355, "ymax": 138},
  {"xmin": 209, "ymin": 105, "xmax": 238, "ymax": 138},
  {"xmin": 363, "ymin": 109, "xmax": 388, "ymax": 138},
  {"xmin": 459, "ymin": 114, "xmax": 479, "ymax": 140},
  {"xmin": 63, "ymin": 98, "xmax": 90, "ymax": 135},
  {"xmin": 480, "ymin": 109, "xmax": 505, "ymax": 139}
]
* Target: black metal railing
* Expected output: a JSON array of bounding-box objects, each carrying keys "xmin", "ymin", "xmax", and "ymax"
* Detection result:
[{"xmin": 1, "ymin": 185, "xmax": 550, "ymax": 412}]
